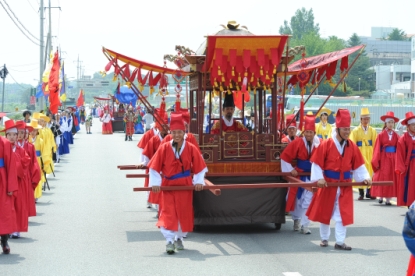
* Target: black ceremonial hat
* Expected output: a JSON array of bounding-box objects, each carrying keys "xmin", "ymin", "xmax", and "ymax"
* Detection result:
[{"xmin": 223, "ymin": 92, "xmax": 235, "ymax": 108}]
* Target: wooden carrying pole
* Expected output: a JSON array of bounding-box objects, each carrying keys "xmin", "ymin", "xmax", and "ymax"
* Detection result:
[
  {"xmin": 133, "ymin": 181, "xmax": 392, "ymax": 192},
  {"xmin": 125, "ymin": 171, "xmax": 311, "ymax": 178}
]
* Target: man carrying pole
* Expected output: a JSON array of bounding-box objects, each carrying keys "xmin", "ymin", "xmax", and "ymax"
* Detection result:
[
  {"xmin": 281, "ymin": 114, "xmax": 320, "ymax": 234},
  {"xmin": 148, "ymin": 113, "xmax": 207, "ymax": 254},
  {"xmin": 306, "ymin": 109, "xmax": 372, "ymax": 251}
]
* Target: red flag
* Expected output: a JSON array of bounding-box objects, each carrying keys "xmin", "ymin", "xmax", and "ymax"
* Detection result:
[
  {"xmin": 48, "ymin": 51, "xmax": 61, "ymax": 114},
  {"xmin": 76, "ymin": 89, "xmax": 85, "ymax": 107}
]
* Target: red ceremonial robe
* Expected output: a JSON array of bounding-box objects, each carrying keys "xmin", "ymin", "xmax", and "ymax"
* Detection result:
[
  {"xmin": 210, "ymin": 118, "xmax": 248, "ymax": 135},
  {"xmin": 14, "ymin": 146, "xmax": 31, "ymax": 232},
  {"xmin": 371, "ymin": 129, "xmax": 399, "ymax": 197},
  {"xmin": 149, "ymin": 141, "xmax": 206, "ymax": 232},
  {"xmin": 395, "ymin": 132, "xmax": 415, "ymax": 206},
  {"xmin": 281, "ymin": 136, "xmax": 297, "ymax": 144},
  {"xmin": 142, "ymin": 135, "xmax": 165, "ymax": 204},
  {"xmin": 137, "ymin": 128, "xmax": 157, "ymax": 149},
  {"xmin": 407, "ymin": 255, "xmax": 415, "ymax": 276},
  {"xmin": 137, "ymin": 128, "xmax": 157, "ymax": 188},
  {"xmin": 306, "ymin": 139, "xmax": 365, "ymax": 226},
  {"xmin": 0, "ymin": 137, "xmax": 19, "ymax": 235},
  {"xmin": 281, "ymin": 138, "xmax": 317, "ymax": 212},
  {"xmin": 162, "ymin": 133, "xmax": 201, "ymax": 153},
  {"xmin": 101, "ymin": 113, "xmax": 113, "ymax": 134},
  {"xmin": 21, "ymin": 140, "xmax": 41, "ymax": 217}
]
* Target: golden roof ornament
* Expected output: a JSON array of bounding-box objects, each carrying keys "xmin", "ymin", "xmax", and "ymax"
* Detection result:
[{"xmin": 220, "ymin": 21, "xmax": 248, "ymax": 31}]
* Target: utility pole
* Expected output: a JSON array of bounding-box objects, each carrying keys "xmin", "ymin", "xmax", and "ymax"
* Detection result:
[
  {"xmin": 0, "ymin": 65, "xmax": 8, "ymax": 112},
  {"xmin": 48, "ymin": 0, "xmax": 52, "ymax": 56},
  {"xmin": 39, "ymin": 0, "xmax": 44, "ymax": 110}
]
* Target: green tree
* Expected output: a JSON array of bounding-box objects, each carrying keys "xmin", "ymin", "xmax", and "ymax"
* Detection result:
[
  {"xmin": 387, "ymin": 28, "xmax": 408, "ymax": 41},
  {"xmin": 346, "ymin": 33, "xmax": 375, "ymax": 93},
  {"xmin": 279, "ymin": 8, "xmax": 320, "ymax": 40}
]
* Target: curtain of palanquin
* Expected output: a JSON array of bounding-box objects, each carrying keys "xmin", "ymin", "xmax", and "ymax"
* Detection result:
[{"xmin": 205, "ymin": 36, "xmax": 289, "ymax": 90}]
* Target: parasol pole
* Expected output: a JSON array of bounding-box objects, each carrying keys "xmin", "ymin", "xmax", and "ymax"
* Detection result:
[
  {"xmin": 279, "ymin": 39, "xmax": 291, "ymax": 143},
  {"xmin": 283, "ymin": 71, "xmax": 327, "ymax": 133},
  {"xmin": 102, "ymin": 49, "xmax": 168, "ymax": 133},
  {"xmin": 313, "ymin": 45, "xmax": 366, "ymax": 118},
  {"xmin": 283, "ymin": 46, "xmax": 365, "ymax": 133}
]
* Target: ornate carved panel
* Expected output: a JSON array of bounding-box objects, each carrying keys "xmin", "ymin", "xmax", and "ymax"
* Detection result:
[
  {"xmin": 189, "ymin": 72, "xmax": 212, "ymax": 91},
  {"xmin": 256, "ymin": 134, "xmax": 273, "ymax": 160},
  {"xmin": 223, "ymin": 132, "xmax": 254, "ymax": 158}
]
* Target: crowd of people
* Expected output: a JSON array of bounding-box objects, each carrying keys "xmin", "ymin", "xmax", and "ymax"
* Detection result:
[
  {"xmin": 97, "ymin": 103, "xmax": 154, "ymax": 139},
  {"xmin": 131, "ymin": 89, "xmax": 415, "ymax": 258},
  {"xmin": 0, "ymin": 108, "xmax": 80, "ymax": 254}
]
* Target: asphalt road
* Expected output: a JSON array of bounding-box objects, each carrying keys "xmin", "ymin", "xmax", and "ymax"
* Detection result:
[{"xmin": 0, "ymin": 118, "xmax": 410, "ymax": 276}]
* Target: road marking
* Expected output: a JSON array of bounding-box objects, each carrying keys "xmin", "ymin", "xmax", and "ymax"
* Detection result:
[{"xmin": 283, "ymin": 273, "xmax": 302, "ymax": 276}]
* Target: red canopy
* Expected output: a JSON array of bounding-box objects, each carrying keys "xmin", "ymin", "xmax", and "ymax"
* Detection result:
[
  {"xmin": 287, "ymin": 45, "xmax": 365, "ymax": 74},
  {"xmin": 205, "ymin": 35, "xmax": 289, "ymax": 88},
  {"xmin": 102, "ymin": 47, "xmax": 190, "ymax": 76}
]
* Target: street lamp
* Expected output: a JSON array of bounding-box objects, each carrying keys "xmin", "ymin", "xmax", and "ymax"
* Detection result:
[{"xmin": 358, "ymin": 78, "xmax": 361, "ymax": 92}]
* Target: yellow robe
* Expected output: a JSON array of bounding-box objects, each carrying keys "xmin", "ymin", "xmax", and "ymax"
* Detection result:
[
  {"xmin": 315, "ymin": 122, "xmax": 332, "ymax": 140},
  {"xmin": 350, "ymin": 125, "xmax": 378, "ymax": 189},
  {"xmin": 30, "ymin": 136, "xmax": 46, "ymax": 199},
  {"xmin": 39, "ymin": 128, "xmax": 56, "ymax": 174}
]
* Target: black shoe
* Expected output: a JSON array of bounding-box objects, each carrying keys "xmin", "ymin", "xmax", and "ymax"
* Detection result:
[
  {"xmin": 366, "ymin": 193, "xmax": 376, "ymax": 200},
  {"xmin": 1, "ymin": 235, "xmax": 10, "ymax": 254},
  {"xmin": 378, "ymin": 199, "xmax": 383, "ymax": 204},
  {"xmin": 385, "ymin": 202, "xmax": 392, "ymax": 206},
  {"xmin": 125, "ymin": 136, "xmax": 128, "ymax": 141}
]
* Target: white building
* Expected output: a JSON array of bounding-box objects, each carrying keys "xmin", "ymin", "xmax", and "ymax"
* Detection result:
[{"xmin": 389, "ymin": 37, "xmax": 415, "ymax": 98}]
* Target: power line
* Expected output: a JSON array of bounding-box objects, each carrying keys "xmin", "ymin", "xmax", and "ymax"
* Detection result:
[
  {"xmin": 6, "ymin": 72, "xmax": 27, "ymax": 89},
  {"xmin": 2, "ymin": 0, "xmax": 40, "ymax": 41},
  {"xmin": 9, "ymin": 67, "xmax": 38, "ymax": 72},
  {"xmin": 9, "ymin": 62, "xmax": 39, "ymax": 67},
  {"xmin": 26, "ymin": 0, "xmax": 38, "ymax": 13},
  {"xmin": 0, "ymin": 0, "xmax": 40, "ymax": 46}
]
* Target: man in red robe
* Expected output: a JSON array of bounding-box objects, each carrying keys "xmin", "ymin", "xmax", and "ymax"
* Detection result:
[
  {"xmin": 210, "ymin": 92, "xmax": 248, "ymax": 135},
  {"xmin": 282, "ymin": 114, "xmax": 297, "ymax": 144},
  {"xmin": 281, "ymin": 115, "xmax": 320, "ymax": 234},
  {"xmin": 140, "ymin": 117, "xmax": 169, "ymax": 211},
  {"xmin": 162, "ymin": 111, "xmax": 201, "ymax": 153},
  {"xmin": 4, "ymin": 120, "xmax": 31, "ymax": 239},
  {"xmin": 16, "ymin": 121, "xmax": 41, "ymax": 218},
  {"xmin": 307, "ymin": 109, "xmax": 371, "ymax": 251},
  {"xmin": 0, "ymin": 121, "xmax": 19, "ymax": 254},
  {"xmin": 149, "ymin": 113, "xmax": 207, "ymax": 254},
  {"xmin": 395, "ymin": 112, "xmax": 415, "ymax": 207},
  {"xmin": 137, "ymin": 109, "xmax": 168, "ymax": 209},
  {"xmin": 123, "ymin": 105, "xmax": 137, "ymax": 141}
]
